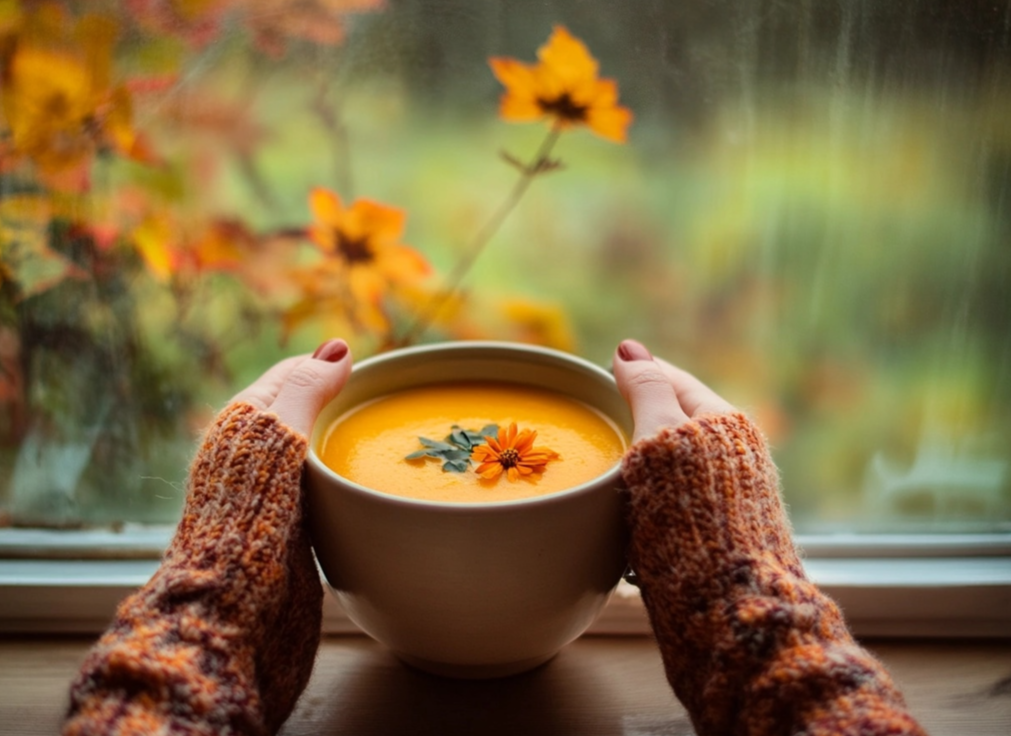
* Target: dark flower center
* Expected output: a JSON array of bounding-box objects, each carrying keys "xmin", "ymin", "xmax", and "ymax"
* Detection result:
[
  {"xmin": 538, "ymin": 92, "xmax": 587, "ymax": 122},
  {"xmin": 336, "ymin": 232, "xmax": 373, "ymax": 264},
  {"xmin": 499, "ymin": 447, "xmax": 520, "ymax": 468}
]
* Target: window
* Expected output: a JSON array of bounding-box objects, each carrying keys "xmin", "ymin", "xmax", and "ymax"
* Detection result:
[{"xmin": 1, "ymin": 1, "xmax": 1009, "ymax": 632}]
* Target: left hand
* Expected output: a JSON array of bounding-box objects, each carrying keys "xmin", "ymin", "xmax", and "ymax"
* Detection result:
[{"xmin": 230, "ymin": 338, "xmax": 353, "ymax": 438}]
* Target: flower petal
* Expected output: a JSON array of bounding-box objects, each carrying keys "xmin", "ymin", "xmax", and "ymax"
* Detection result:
[
  {"xmin": 308, "ymin": 222, "xmax": 336, "ymax": 252},
  {"xmin": 348, "ymin": 265, "xmax": 385, "ymax": 304},
  {"xmin": 352, "ymin": 198, "xmax": 406, "ymax": 245},
  {"xmin": 310, "ymin": 187, "xmax": 344, "ymax": 224},
  {"xmin": 489, "ymin": 57, "xmax": 537, "ymax": 93},
  {"xmin": 374, "ymin": 244, "xmax": 432, "ymax": 284},
  {"xmin": 537, "ymin": 26, "xmax": 599, "ymax": 87},
  {"xmin": 514, "ymin": 429, "xmax": 537, "ymax": 454},
  {"xmin": 499, "ymin": 94, "xmax": 545, "ymax": 122},
  {"xmin": 477, "ymin": 463, "xmax": 503, "ymax": 480},
  {"xmin": 586, "ymin": 105, "xmax": 634, "ymax": 143},
  {"xmin": 584, "ymin": 77, "xmax": 619, "ymax": 107},
  {"xmin": 471, "ymin": 446, "xmax": 494, "ymax": 462}
]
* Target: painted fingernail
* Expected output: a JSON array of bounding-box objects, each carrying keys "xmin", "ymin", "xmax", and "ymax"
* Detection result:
[
  {"xmin": 618, "ymin": 339, "xmax": 653, "ymax": 362},
  {"xmin": 312, "ymin": 339, "xmax": 348, "ymax": 363}
]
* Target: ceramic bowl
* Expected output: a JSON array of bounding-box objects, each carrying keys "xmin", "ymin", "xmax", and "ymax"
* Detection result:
[{"xmin": 305, "ymin": 341, "xmax": 632, "ymax": 678}]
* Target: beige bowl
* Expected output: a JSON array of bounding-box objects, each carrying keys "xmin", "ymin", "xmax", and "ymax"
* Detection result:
[{"xmin": 305, "ymin": 341, "xmax": 632, "ymax": 678}]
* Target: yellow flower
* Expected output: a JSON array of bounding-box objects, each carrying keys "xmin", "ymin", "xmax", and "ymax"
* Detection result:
[
  {"xmin": 283, "ymin": 189, "xmax": 431, "ymax": 339},
  {"xmin": 489, "ymin": 25, "xmax": 632, "ymax": 143},
  {"xmin": 471, "ymin": 423, "xmax": 560, "ymax": 482},
  {"xmin": 0, "ymin": 8, "xmax": 141, "ymax": 177},
  {"xmin": 3, "ymin": 46, "xmax": 96, "ymax": 173},
  {"xmin": 308, "ymin": 187, "xmax": 430, "ymax": 303},
  {"xmin": 500, "ymin": 298, "xmax": 576, "ymax": 352}
]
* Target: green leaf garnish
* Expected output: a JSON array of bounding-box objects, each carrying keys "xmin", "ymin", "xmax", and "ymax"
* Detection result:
[
  {"xmin": 419, "ymin": 437, "xmax": 456, "ymax": 451},
  {"xmin": 405, "ymin": 424, "xmax": 500, "ymax": 472}
]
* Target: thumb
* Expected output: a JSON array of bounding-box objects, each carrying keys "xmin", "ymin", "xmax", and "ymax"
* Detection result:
[
  {"xmin": 612, "ymin": 339, "xmax": 689, "ymax": 443},
  {"xmin": 271, "ymin": 339, "xmax": 353, "ymax": 438}
]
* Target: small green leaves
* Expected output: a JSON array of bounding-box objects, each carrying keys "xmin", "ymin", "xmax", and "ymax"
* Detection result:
[
  {"xmin": 405, "ymin": 424, "xmax": 499, "ymax": 472},
  {"xmin": 448, "ymin": 424, "xmax": 499, "ymax": 450}
]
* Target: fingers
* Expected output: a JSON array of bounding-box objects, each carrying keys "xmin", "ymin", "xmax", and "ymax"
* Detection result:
[
  {"xmin": 269, "ymin": 339, "xmax": 352, "ymax": 438},
  {"xmin": 231, "ymin": 339, "xmax": 353, "ymax": 439},
  {"xmin": 652, "ymin": 357, "xmax": 736, "ymax": 418},
  {"xmin": 230, "ymin": 355, "xmax": 307, "ymax": 411},
  {"xmin": 613, "ymin": 339, "xmax": 736, "ymax": 443},
  {"xmin": 613, "ymin": 340, "xmax": 689, "ymax": 443}
]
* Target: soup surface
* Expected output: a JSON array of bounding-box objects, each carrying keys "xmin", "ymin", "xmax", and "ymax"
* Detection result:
[{"xmin": 319, "ymin": 381, "xmax": 627, "ymax": 503}]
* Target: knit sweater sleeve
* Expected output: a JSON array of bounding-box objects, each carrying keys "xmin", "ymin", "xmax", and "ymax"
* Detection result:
[
  {"xmin": 63, "ymin": 402, "xmax": 323, "ymax": 736},
  {"xmin": 622, "ymin": 412, "xmax": 927, "ymax": 736}
]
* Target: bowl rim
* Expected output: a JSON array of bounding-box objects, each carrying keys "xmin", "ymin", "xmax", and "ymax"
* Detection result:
[{"xmin": 305, "ymin": 340, "xmax": 628, "ymax": 511}]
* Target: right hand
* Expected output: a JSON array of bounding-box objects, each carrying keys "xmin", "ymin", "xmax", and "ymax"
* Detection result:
[{"xmin": 611, "ymin": 339, "xmax": 735, "ymax": 444}]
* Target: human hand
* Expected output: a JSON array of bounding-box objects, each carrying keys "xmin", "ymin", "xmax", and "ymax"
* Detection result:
[
  {"xmin": 230, "ymin": 338, "xmax": 353, "ymax": 438},
  {"xmin": 612, "ymin": 339, "xmax": 735, "ymax": 443}
]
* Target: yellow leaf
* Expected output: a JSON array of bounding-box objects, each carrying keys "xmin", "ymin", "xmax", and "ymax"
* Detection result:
[{"xmin": 132, "ymin": 215, "xmax": 178, "ymax": 281}]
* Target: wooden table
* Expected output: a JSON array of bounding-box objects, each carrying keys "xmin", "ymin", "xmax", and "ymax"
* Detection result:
[{"xmin": 2, "ymin": 635, "xmax": 1009, "ymax": 735}]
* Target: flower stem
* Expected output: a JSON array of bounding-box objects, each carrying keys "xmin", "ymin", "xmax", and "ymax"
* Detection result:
[
  {"xmin": 311, "ymin": 78, "xmax": 354, "ymax": 199},
  {"xmin": 393, "ymin": 126, "xmax": 562, "ymax": 347}
]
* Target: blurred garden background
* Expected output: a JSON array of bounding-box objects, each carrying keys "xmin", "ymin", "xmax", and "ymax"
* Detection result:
[{"xmin": 1, "ymin": 0, "xmax": 1009, "ymax": 532}]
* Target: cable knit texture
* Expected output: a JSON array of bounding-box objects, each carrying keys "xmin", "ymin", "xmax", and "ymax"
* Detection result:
[
  {"xmin": 63, "ymin": 404, "xmax": 928, "ymax": 735},
  {"xmin": 622, "ymin": 412, "xmax": 927, "ymax": 736},
  {"xmin": 63, "ymin": 403, "xmax": 323, "ymax": 736}
]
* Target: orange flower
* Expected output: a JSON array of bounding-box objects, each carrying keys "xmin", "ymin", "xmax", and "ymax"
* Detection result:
[
  {"xmin": 489, "ymin": 25, "xmax": 632, "ymax": 143},
  {"xmin": 471, "ymin": 423, "xmax": 560, "ymax": 482},
  {"xmin": 308, "ymin": 187, "xmax": 430, "ymax": 304}
]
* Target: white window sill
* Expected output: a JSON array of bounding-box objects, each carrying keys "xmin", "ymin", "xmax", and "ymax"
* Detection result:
[{"xmin": 1, "ymin": 530, "xmax": 1009, "ymax": 638}]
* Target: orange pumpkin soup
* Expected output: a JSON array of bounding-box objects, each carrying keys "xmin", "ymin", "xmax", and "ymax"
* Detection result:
[{"xmin": 319, "ymin": 381, "xmax": 627, "ymax": 503}]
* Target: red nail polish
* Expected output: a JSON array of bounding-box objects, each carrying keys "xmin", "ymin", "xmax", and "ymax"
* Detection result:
[
  {"xmin": 313, "ymin": 340, "xmax": 348, "ymax": 363},
  {"xmin": 618, "ymin": 339, "xmax": 653, "ymax": 362}
]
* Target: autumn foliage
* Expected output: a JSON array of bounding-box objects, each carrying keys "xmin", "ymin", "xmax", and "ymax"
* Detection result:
[{"xmin": 0, "ymin": 4, "xmax": 631, "ymax": 524}]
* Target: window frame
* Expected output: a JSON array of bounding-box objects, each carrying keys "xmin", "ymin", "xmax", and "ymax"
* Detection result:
[{"xmin": 1, "ymin": 529, "xmax": 1008, "ymax": 637}]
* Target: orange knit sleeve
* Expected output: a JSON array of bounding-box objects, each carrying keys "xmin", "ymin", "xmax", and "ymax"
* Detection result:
[
  {"xmin": 63, "ymin": 402, "xmax": 323, "ymax": 736},
  {"xmin": 622, "ymin": 412, "xmax": 927, "ymax": 736}
]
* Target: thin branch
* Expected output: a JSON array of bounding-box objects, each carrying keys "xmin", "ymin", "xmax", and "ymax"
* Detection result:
[{"xmin": 393, "ymin": 126, "xmax": 562, "ymax": 347}]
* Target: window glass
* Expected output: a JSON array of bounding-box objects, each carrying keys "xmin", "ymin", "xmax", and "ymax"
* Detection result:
[{"xmin": 1, "ymin": 0, "xmax": 1009, "ymax": 532}]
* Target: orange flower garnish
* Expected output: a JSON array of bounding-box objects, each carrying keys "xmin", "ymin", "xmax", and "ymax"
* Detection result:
[
  {"xmin": 489, "ymin": 25, "xmax": 632, "ymax": 143},
  {"xmin": 471, "ymin": 422, "xmax": 560, "ymax": 482}
]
